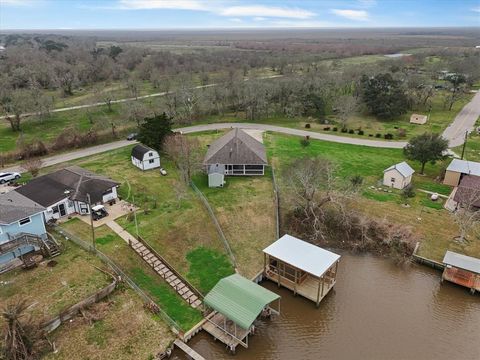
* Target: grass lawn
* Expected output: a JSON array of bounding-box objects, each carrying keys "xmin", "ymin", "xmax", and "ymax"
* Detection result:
[
  {"xmin": 0, "ymin": 240, "xmax": 110, "ymax": 320},
  {"xmin": 60, "ymin": 218, "xmax": 203, "ymax": 331},
  {"xmin": 45, "ymin": 288, "xmax": 175, "ymax": 360}
]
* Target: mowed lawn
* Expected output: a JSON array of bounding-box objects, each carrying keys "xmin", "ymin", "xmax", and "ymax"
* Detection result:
[
  {"xmin": 0, "ymin": 240, "xmax": 110, "ymax": 320},
  {"xmin": 267, "ymin": 133, "xmax": 479, "ymax": 261},
  {"xmin": 59, "ymin": 219, "xmax": 203, "ymax": 330}
]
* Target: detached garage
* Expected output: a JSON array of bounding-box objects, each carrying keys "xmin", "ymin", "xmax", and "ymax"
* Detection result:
[{"xmin": 131, "ymin": 144, "xmax": 160, "ymax": 171}]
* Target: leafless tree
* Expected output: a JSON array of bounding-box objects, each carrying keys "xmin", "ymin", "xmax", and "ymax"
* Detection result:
[
  {"xmin": 123, "ymin": 101, "xmax": 148, "ymax": 127},
  {"xmin": 164, "ymin": 134, "xmax": 202, "ymax": 184},
  {"xmin": 172, "ymin": 180, "xmax": 189, "ymax": 208},
  {"xmin": 1, "ymin": 90, "xmax": 35, "ymax": 131},
  {"xmin": 334, "ymin": 95, "xmax": 358, "ymax": 130},
  {"xmin": 452, "ymin": 187, "xmax": 480, "ymax": 244},
  {"xmin": 94, "ymin": 88, "xmax": 115, "ymax": 112},
  {"xmin": 21, "ymin": 158, "xmax": 43, "ymax": 177}
]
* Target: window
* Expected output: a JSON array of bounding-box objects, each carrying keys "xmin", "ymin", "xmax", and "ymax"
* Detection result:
[
  {"xmin": 149, "ymin": 159, "xmax": 155, "ymax": 164},
  {"xmin": 149, "ymin": 152, "xmax": 153, "ymax": 157},
  {"xmin": 391, "ymin": 178, "xmax": 396, "ymax": 182},
  {"xmin": 52, "ymin": 206, "xmax": 59, "ymax": 214},
  {"xmin": 19, "ymin": 217, "xmax": 31, "ymax": 226},
  {"xmin": 68, "ymin": 200, "xmax": 74, "ymax": 208},
  {"xmin": 104, "ymin": 188, "xmax": 113, "ymax": 195}
]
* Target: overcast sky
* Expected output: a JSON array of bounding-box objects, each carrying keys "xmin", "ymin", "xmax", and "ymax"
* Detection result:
[{"xmin": 1, "ymin": 0, "xmax": 479, "ymax": 29}]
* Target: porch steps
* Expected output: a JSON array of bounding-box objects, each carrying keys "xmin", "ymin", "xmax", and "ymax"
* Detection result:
[{"xmin": 129, "ymin": 238, "xmax": 202, "ymax": 309}]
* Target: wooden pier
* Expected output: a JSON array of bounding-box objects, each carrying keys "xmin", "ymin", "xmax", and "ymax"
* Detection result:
[{"xmin": 173, "ymin": 339, "xmax": 205, "ymax": 360}]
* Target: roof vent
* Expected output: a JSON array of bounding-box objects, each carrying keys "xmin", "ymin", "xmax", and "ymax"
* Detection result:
[{"xmin": 64, "ymin": 189, "xmax": 71, "ymax": 195}]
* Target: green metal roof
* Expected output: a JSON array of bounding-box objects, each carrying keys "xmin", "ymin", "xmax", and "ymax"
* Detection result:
[{"xmin": 204, "ymin": 274, "xmax": 280, "ymax": 329}]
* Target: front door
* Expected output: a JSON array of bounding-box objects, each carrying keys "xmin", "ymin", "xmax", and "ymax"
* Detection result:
[{"xmin": 59, "ymin": 203, "xmax": 66, "ymax": 217}]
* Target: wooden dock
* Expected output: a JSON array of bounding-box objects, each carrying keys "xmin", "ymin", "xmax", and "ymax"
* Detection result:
[
  {"xmin": 202, "ymin": 312, "xmax": 251, "ymax": 352},
  {"xmin": 173, "ymin": 339, "xmax": 205, "ymax": 360}
]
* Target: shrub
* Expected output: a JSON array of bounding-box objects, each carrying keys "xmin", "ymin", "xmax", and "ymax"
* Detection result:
[
  {"xmin": 348, "ymin": 129, "xmax": 354, "ymax": 134},
  {"xmin": 305, "ymin": 123, "xmax": 311, "ymax": 128},
  {"xmin": 402, "ymin": 185, "xmax": 416, "ymax": 199},
  {"xmin": 300, "ymin": 138, "xmax": 310, "ymax": 147},
  {"xmin": 333, "ymin": 127, "xmax": 338, "ymax": 131},
  {"xmin": 358, "ymin": 130, "xmax": 364, "ymax": 135},
  {"xmin": 384, "ymin": 133, "xmax": 394, "ymax": 140},
  {"xmin": 350, "ymin": 175, "xmax": 364, "ymax": 188},
  {"xmin": 397, "ymin": 128, "xmax": 407, "ymax": 138},
  {"xmin": 375, "ymin": 133, "xmax": 382, "ymax": 138},
  {"xmin": 369, "ymin": 134, "xmax": 373, "ymax": 137},
  {"xmin": 341, "ymin": 128, "xmax": 348, "ymax": 133},
  {"xmin": 324, "ymin": 127, "xmax": 330, "ymax": 131}
]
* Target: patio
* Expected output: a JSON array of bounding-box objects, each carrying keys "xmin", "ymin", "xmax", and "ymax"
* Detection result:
[{"xmin": 72, "ymin": 200, "xmax": 137, "ymax": 228}]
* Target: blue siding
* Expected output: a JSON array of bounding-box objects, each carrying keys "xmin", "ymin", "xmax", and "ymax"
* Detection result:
[{"xmin": 0, "ymin": 212, "xmax": 47, "ymax": 244}]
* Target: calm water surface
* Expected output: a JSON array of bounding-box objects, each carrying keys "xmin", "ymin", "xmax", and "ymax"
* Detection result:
[{"xmin": 172, "ymin": 253, "xmax": 480, "ymax": 360}]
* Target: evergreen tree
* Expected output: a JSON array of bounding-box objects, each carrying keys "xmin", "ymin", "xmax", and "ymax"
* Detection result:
[
  {"xmin": 404, "ymin": 133, "xmax": 448, "ymax": 174},
  {"xmin": 137, "ymin": 113, "xmax": 173, "ymax": 151}
]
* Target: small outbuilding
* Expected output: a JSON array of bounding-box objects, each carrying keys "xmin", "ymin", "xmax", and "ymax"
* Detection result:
[
  {"xmin": 208, "ymin": 164, "xmax": 225, "ymax": 188},
  {"xmin": 444, "ymin": 159, "xmax": 480, "ymax": 187},
  {"xmin": 263, "ymin": 234, "xmax": 340, "ymax": 307},
  {"xmin": 410, "ymin": 113, "xmax": 428, "ymax": 125},
  {"xmin": 202, "ymin": 273, "xmax": 280, "ymax": 352},
  {"xmin": 442, "ymin": 251, "xmax": 480, "ymax": 294},
  {"xmin": 131, "ymin": 144, "xmax": 160, "ymax": 171},
  {"xmin": 383, "ymin": 161, "xmax": 415, "ymax": 189}
]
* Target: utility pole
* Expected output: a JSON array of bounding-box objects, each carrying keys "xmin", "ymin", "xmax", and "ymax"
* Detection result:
[
  {"xmin": 87, "ymin": 193, "xmax": 96, "ymax": 251},
  {"xmin": 461, "ymin": 130, "xmax": 469, "ymax": 160}
]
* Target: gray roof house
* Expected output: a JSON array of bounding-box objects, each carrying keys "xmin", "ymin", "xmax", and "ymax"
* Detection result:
[
  {"xmin": 383, "ymin": 161, "xmax": 415, "ymax": 189},
  {"xmin": 204, "ymin": 129, "xmax": 267, "ymax": 187},
  {"xmin": 15, "ymin": 166, "xmax": 119, "ymax": 220},
  {"xmin": 0, "ymin": 192, "xmax": 47, "ymax": 265}
]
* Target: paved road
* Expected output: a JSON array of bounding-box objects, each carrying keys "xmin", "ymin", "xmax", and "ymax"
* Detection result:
[
  {"xmin": 177, "ymin": 123, "xmax": 408, "ymax": 148},
  {"xmin": 3, "ymin": 139, "xmax": 137, "ymax": 173},
  {"xmin": 442, "ymin": 91, "xmax": 480, "ymax": 147},
  {"xmin": 3, "ymin": 123, "xmax": 405, "ymax": 174}
]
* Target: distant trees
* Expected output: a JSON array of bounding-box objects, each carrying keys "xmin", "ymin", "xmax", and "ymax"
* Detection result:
[
  {"xmin": 403, "ymin": 133, "xmax": 448, "ymax": 174},
  {"xmin": 360, "ymin": 73, "xmax": 410, "ymax": 120},
  {"xmin": 1, "ymin": 89, "xmax": 35, "ymax": 131},
  {"xmin": 444, "ymin": 73, "xmax": 467, "ymax": 111},
  {"xmin": 137, "ymin": 113, "xmax": 173, "ymax": 151}
]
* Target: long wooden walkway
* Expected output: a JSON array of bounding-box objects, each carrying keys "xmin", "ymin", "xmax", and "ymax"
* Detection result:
[
  {"xmin": 173, "ymin": 340, "xmax": 205, "ymax": 360},
  {"xmin": 130, "ymin": 237, "xmax": 202, "ymax": 308},
  {"xmin": 107, "ymin": 221, "xmax": 202, "ymax": 308}
]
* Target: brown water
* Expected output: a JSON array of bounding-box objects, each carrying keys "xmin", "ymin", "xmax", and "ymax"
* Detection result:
[{"xmin": 172, "ymin": 253, "xmax": 480, "ymax": 360}]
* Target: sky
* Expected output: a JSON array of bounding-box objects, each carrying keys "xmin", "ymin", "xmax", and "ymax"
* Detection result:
[{"xmin": 0, "ymin": 0, "xmax": 479, "ymax": 30}]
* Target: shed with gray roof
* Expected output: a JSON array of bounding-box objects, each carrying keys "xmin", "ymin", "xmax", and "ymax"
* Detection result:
[
  {"xmin": 444, "ymin": 159, "xmax": 480, "ymax": 187},
  {"xmin": 383, "ymin": 161, "xmax": 415, "ymax": 189}
]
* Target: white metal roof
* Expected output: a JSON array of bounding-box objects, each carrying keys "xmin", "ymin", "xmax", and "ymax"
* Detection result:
[
  {"xmin": 263, "ymin": 234, "xmax": 340, "ymax": 277},
  {"xmin": 446, "ymin": 159, "xmax": 480, "ymax": 177},
  {"xmin": 442, "ymin": 251, "xmax": 480, "ymax": 274},
  {"xmin": 384, "ymin": 161, "xmax": 415, "ymax": 178}
]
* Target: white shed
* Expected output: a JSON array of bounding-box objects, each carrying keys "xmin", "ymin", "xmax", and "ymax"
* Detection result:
[
  {"xmin": 410, "ymin": 114, "xmax": 428, "ymax": 125},
  {"xmin": 383, "ymin": 161, "xmax": 415, "ymax": 189},
  {"xmin": 208, "ymin": 164, "xmax": 225, "ymax": 188},
  {"xmin": 131, "ymin": 144, "xmax": 160, "ymax": 171}
]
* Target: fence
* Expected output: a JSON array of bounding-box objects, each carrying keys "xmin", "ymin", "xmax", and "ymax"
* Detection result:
[
  {"xmin": 190, "ymin": 181, "xmax": 237, "ymax": 270},
  {"xmin": 54, "ymin": 226, "xmax": 182, "ymax": 332},
  {"xmin": 271, "ymin": 164, "xmax": 281, "ymax": 240},
  {"xmin": 42, "ymin": 278, "xmax": 117, "ymax": 333}
]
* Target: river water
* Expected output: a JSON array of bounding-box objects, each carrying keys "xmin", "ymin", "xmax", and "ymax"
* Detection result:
[{"xmin": 171, "ymin": 253, "xmax": 480, "ymax": 360}]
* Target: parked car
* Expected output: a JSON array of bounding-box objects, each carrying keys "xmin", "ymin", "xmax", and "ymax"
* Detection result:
[
  {"xmin": 0, "ymin": 172, "xmax": 21, "ymax": 184},
  {"xmin": 126, "ymin": 133, "xmax": 138, "ymax": 140},
  {"xmin": 91, "ymin": 205, "xmax": 109, "ymax": 220},
  {"xmin": 159, "ymin": 168, "xmax": 167, "ymax": 176}
]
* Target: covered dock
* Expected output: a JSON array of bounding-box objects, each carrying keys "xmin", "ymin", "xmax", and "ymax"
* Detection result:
[
  {"xmin": 263, "ymin": 234, "xmax": 340, "ymax": 306},
  {"xmin": 202, "ymin": 273, "xmax": 280, "ymax": 353},
  {"xmin": 442, "ymin": 251, "xmax": 480, "ymax": 294}
]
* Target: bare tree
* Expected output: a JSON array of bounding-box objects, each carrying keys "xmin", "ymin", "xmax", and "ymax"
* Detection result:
[
  {"xmin": 94, "ymin": 88, "xmax": 115, "ymax": 112},
  {"xmin": 163, "ymin": 134, "xmax": 202, "ymax": 184},
  {"xmin": 123, "ymin": 101, "xmax": 148, "ymax": 127},
  {"xmin": 452, "ymin": 186, "xmax": 480, "ymax": 244},
  {"xmin": 21, "ymin": 158, "xmax": 43, "ymax": 177},
  {"xmin": 284, "ymin": 157, "xmax": 351, "ymax": 241},
  {"xmin": 1, "ymin": 90, "xmax": 35, "ymax": 132},
  {"xmin": 334, "ymin": 95, "xmax": 358, "ymax": 130},
  {"xmin": 172, "ymin": 180, "xmax": 189, "ymax": 208}
]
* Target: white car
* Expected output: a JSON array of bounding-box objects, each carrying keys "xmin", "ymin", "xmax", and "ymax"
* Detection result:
[{"xmin": 0, "ymin": 172, "xmax": 21, "ymax": 184}]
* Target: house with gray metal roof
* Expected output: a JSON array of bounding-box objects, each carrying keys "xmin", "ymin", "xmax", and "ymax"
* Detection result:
[
  {"xmin": 444, "ymin": 159, "xmax": 480, "ymax": 187},
  {"xmin": 15, "ymin": 166, "xmax": 119, "ymax": 221},
  {"xmin": 204, "ymin": 129, "xmax": 268, "ymax": 187},
  {"xmin": 383, "ymin": 161, "xmax": 415, "ymax": 189}
]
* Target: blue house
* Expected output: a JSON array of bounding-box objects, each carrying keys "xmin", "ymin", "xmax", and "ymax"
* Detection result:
[{"xmin": 0, "ymin": 191, "xmax": 48, "ymax": 265}]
